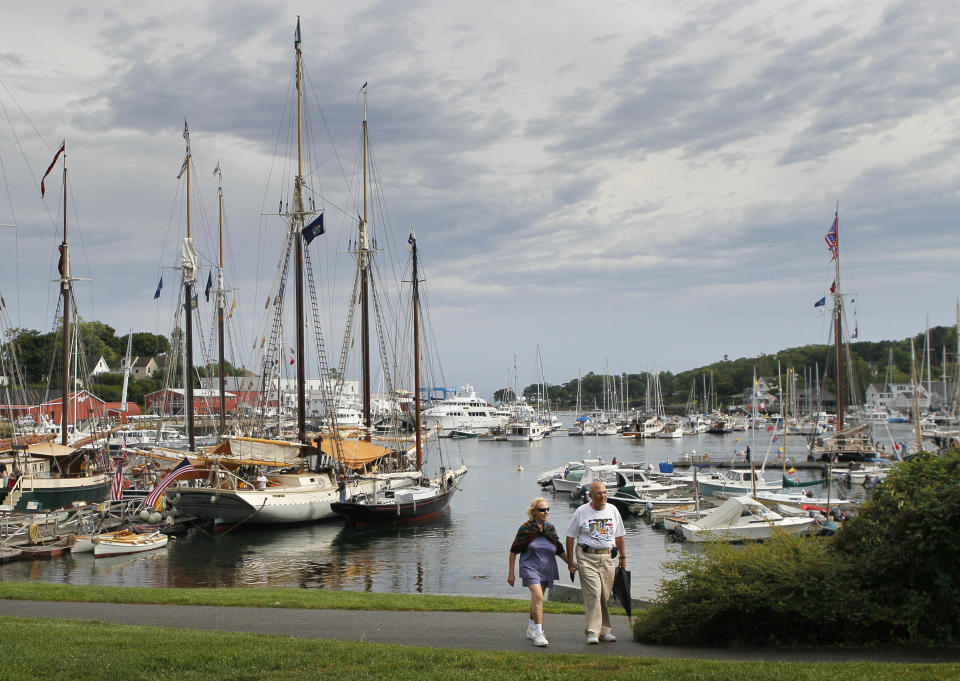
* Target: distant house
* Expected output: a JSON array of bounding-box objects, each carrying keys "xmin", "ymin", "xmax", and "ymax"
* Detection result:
[
  {"xmin": 131, "ymin": 356, "xmax": 160, "ymax": 379},
  {"xmin": 739, "ymin": 376, "xmax": 778, "ymax": 411},
  {"xmin": 864, "ymin": 382, "xmax": 949, "ymax": 412},
  {"xmin": 86, "ymin": 355, "xmax": 112, "ymax": 376}
]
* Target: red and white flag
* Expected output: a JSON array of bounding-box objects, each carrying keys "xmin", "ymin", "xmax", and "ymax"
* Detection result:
[
  {"xmin": 40, "ymin": 141, "xmax": 65, "ymax": 198},
  {"xmin": 110, "ymin": 463, "xmax": 124, "ymax": 501},
  {"xmin": 142, "ymin": 457, "xmax": 195, "ymax": 511}
]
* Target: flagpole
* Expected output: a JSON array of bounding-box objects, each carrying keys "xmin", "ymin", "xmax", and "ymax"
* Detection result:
[{"xmin": 217, "ymin": 165, "xmax": 226, "ymax": 437}]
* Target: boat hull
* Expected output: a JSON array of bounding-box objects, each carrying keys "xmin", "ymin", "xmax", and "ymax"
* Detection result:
[
  {"xmin": 0, "ymin": 474, "xmax": 107, "ymax": 512},
  {"xmin": 94, "ymin": 532, "xmax": 168, "ymax": 557},
  {"xmin": 331, "ymin": 486, "xmax": 457, "ymax": 523}
]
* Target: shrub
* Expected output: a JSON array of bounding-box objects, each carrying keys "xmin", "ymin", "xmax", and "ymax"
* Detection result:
[{"xmin": 633, "ymin": 532, "xmax": 850, "ymax": 646}]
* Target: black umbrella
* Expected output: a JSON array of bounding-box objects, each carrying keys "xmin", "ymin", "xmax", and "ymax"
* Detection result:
[{"xmin": 612, "ymin": 566, "xmax": 632, "ymax": 623}]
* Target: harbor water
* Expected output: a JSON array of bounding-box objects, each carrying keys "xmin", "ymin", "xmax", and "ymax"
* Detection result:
[{"xmin": 0, "ymin": 418, "xmax": 910, "ymax": 599}]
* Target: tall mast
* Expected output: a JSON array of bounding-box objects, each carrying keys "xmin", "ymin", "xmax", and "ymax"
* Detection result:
[
  {"xmin": 183, "ymin": 121, "xmax": 196, "ymax": 451},
  {"xmin": 359, "ymin": 83, "xmax": 372, "ymax": 438},
  {"xmin": 294, "ymin": 17, "xmax": 307, "ymax": 444},
  {"xmin": 59, "ymin": 146, "xmax": 70, "ymax": 446},
  {"xmin": 410, "ymin": 230, "xmax": 422, "ymax": 471},
  {"xmin": 832, "ymin": 208, "xmax": 844, "ymax": 434},
  {"xmin": 216, "ymin": 163, "xmax": 226, "ymax": 437}
]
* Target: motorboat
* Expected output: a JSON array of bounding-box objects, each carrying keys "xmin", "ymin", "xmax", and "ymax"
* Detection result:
[
  {"xmin": 536, "ymin": 458, "xmax": 603, "ymax": 488},
  {"xmin": 695, "ymin": 468, "xmax": 781, "ymax": 499},
  {"xmin": 422, "ymin": 385, "xmax": 508, "ymax": 437},
  {"xmin": 677, "ymin": 496, "xmax": 816, "ymax": 543},
  {"xmin": 505, "ymin": 419, "xmax": 546, "ymax": 442}
]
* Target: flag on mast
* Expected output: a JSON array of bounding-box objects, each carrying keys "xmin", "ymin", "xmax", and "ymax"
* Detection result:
[
  {"xmin": 301, "ymin": 213, "xmax": 324, "ymax": 244},
  {"xmin": 154, "ymin": 276, "xmax": 163, "ymax": 299},
  {"xmin": 40, "ymin": 141, "xmax": 66, "ymax": 198},
  {"xmin": 825, "ymin": 212, "xmax": 838, "ymax": 261}
]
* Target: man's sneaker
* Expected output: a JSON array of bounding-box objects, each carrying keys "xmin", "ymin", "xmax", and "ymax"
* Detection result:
[
  {"xmin": 586, "ymin": 634, "xmax": 600, "ymax": 644},
  {"xmin": 599, "ymin": 633, "xmax": 617, "ymax": 642},
  {"xmin": 533, "ymin": 632, "xmax": 549, "ymax": 647},
  {"xmin": 525, "ymin": 625, "xmax": 536, "ymax": 640}
]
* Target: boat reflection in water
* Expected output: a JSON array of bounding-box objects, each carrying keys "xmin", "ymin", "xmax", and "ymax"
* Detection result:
[{"xmin": 159, "ymin": 516, "xmax": 454, "ymax": 593}]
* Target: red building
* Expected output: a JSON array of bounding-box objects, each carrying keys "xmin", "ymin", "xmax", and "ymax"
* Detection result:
[{"xmin": 144, "ymin": 388, "xmax": 238, "ymax": 416}]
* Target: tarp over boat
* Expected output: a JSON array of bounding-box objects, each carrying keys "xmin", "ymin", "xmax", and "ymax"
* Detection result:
[
  {"xmin": 25, "ymin": 441, "xmax": 81, "ymax": 458},
  {"xmin": 319, "ymin": 438, "xmax": 392, "ymax": 470}
]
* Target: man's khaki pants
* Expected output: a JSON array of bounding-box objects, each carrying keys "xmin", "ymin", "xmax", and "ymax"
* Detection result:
[{"xmin": 576, "ymin": 545, "xmax": 615, "ymax": 637}]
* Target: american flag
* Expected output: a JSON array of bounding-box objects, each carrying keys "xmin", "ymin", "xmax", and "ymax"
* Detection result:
[
  {"xmin": 143, "ymin": 457, "xmax": 195, "ymax": 511},
  {"xmin": 824, "ymin": 213, "xmax": 838, "ymax": 261},
  {"xmin": 109, "ymin": 463, "xmax": 124, "ymax": 501}
]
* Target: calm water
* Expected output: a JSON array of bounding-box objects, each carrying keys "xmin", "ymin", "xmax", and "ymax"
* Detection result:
[{"xmin": 1, "ymin": 418, "xmax": 910, "ymax": 598}]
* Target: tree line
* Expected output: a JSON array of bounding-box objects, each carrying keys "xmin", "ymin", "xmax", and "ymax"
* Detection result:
[
  {"xmin": 496, "ymin": 325, "xmax": 957, "ymax": 412},
  {"xmin": 4, "ymin": 321, "xmax": 244, "ymax": 409}
]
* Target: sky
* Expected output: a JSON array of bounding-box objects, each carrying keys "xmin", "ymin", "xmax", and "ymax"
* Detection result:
[{"xmin": 1, "ymin": 0, "xmax": 959, "ymax": 400}]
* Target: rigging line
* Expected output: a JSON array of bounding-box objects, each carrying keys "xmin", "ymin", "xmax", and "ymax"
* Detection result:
[{"xmin": 301, "ymin": 66, "xmax": 359, "ymax": 219}]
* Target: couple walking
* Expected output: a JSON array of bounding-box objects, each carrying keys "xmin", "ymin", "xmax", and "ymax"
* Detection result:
[{"xmin": 508, "ymin": 480, "xmax": 626, "ymax": 647}]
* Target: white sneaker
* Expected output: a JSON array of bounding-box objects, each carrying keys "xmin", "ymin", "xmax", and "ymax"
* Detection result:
[
  {"xmin": 599, "ymin": 633, "xmax": 617, "ymax": 642},
  {"xmin": 526, "ymin": 625, "xmax": 536, "ymax": 639},
  {"xmin": 533, "ymin": 632, "xmax": 549, "ymax": 647},
  {"xmin": 586, "ymin": 634, "xmax": 600, "ymax": 644}
]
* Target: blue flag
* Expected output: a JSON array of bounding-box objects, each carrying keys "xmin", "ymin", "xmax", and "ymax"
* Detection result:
[
  {"xmin": 814, "ymin": 297, "xmax": 826, "ymax": 308},
  {"xmin": 154, "ymin": 276, "xmax": 163, "ymax": 299},
  {"xmin": 205, "ymin": 271, "xmax": 213, "ymax": 302},
  {"xmin": 302, "ymin": 213, "xmax": 324, "ymax": 245}
]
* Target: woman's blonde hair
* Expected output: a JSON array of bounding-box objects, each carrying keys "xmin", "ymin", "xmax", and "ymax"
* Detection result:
[{"xmin": 526, "ymin": 497, "xmax": 550, "ymax": 522}]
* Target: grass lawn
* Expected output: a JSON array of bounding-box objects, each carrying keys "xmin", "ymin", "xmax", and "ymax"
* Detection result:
[{"xmin": 1, "ymin": 582, "xmax": 957, "ymax": 681}]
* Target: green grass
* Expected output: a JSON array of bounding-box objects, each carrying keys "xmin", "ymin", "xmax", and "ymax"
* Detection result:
[
  {"xmin": 1, "ymin": 616, "xmax": 957, "ymax": 681},
  {"xmin": 0, "ymin": 581, "xmax": 590, "ymax": 614}
]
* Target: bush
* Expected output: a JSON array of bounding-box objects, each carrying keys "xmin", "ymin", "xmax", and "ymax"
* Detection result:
[
  {"xmin": 831, "ymin": 451, "xmax": 960, "ymax": 645},
  {"xmin": 633, "ymin": 532, "xmax": 850, "ymax": 646}
]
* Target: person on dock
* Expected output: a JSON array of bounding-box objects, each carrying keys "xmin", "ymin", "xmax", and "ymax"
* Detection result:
[
  {"xmin": 337, "ymin": 477, "xmax": 347, "ymax": 503},
  {"xmin": 565, "ymin": 480, "xmax": 626, "ymax": 645},
  {"xmin": 508, "ymin": 497, "xmax": 569, "ymax": 647}
]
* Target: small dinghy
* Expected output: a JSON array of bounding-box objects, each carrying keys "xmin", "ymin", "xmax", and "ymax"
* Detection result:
[{"xmin": 92, "ymin": 530, "xmax": 168, "ymax": 558}]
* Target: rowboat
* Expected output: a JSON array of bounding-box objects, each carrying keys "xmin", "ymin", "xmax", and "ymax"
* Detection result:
[{"xmin": 92, "ymin": 530, "xmax": 168, "ymax": 557}]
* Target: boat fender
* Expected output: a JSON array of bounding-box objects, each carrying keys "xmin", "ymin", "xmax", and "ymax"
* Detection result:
[
  {"xmin": 149, "ymin": 512, "xmax": 162, "ymax": 524},
  {"xmin": 65, "ymin": 533, "xmax": 76, "ymax": 547},
  {"xmin": 140, "ymin": 510, "xmax": 152, "ymax": 522}
]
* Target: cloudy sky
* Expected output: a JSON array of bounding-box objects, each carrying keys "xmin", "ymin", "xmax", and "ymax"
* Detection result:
[{"xmin": 1, "ymin": 1, "xmax": 959, "ymax": 398}]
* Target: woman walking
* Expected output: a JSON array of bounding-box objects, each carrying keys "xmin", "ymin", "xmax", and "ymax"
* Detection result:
[{"xmin": 508, "ymin": 497, "xmax": 570, "ymax": 647}]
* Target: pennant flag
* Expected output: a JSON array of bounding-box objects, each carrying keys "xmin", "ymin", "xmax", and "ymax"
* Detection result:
[
  {"xmin": 154, "ymin": 276, "xmax": 163, "ymax": 299},
  {"xmin": 788, "ymin": 467, "xmax": 796, "ymax": 474},
  {"xmin": 301, "ymin": 213, "xmax": 324, "ymax": 244},
  {"xmin": 852, "ymin": 325, "xmax": 858, "ymax": 339},
  {"xmin": 143, "ymin": 457, "xmax": 196, "ymax": 511},
  {"xmin": 229, "ymin": 296, "xmax": 237, "ymax": 318},
  {"xmin": 825, "ymin": 212, "xmax": 838, "ymax": 261},
  {"xmin": 771, "ymin": 435, "xmax": 779, "ymax": 443},
  {"xmin": 830, "ymin": 280, "xmax": 836, "ymax": 294},
  {"xmin": 295, "ymin": 17, "xmax": 302, "ymax": 48},
  {"xmin": 176, "ymin": 157, "xmax": 188, "ymax": 179},
  {"xmin": 767, "ymin": 425, "xmax": 774, "ymax": 432},
  {"xmin": 205, "ymin": 271, "xmax": 213, "ymax": 302},
  {"xmin": 814, "ymin": 297, "xmax": 826, "ymax": 308},
  {"xmin": 110, "ymin": 463, "xmax": 124, "ymax": 501},
  {"xmin": 213, "ymin": 161, "xmax": 221, "ymax": 176},
  {"xmin": 406, "ymin": 228, "xmax": 416, "ymax": 252},
  {"xmin": 40, "ymin": 141, "xmax": 66, "ymax": 198}
]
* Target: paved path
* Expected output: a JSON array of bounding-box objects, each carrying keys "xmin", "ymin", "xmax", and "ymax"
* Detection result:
[{"xmin": 1, "ymin": 600, "xmax": 958, "ymax": 662}]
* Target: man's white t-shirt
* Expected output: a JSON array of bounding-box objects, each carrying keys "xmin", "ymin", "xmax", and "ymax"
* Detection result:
[{"xmin": 565, "ymin": 502, "xmax": 625, "ymax": 549}]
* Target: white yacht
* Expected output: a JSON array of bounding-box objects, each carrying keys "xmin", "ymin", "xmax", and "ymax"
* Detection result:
[
  {"xmin": 422, "ymin": 385, "xmax": 508, "ymax": 437},
  {"xmin": 505, "ymin": 419, "xmax": 546, "ymax": 442}
]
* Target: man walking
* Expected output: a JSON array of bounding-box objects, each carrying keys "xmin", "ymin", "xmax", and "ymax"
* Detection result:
[{"xmin": 566, "ymin": 480, "xmax": 626, "ymax": 644}]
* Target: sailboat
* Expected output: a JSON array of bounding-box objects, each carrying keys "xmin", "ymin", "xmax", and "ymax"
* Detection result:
[
  {"xmin": 0, "ymin": 142, "xmax": 109, "ymax": 511},
  {"xmin": 807, "ymin": 208, "xmax": 879, "ymax": 463},
  {"xmin": 331, "ymin": 230, "xmax": 467, "ymax": 522},
  {"xmin": 168, "ymin": 21, "xmax": 386, "ymax": 525}
]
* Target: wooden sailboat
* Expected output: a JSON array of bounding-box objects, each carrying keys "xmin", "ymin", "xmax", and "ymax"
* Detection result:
[
  {"xmin": 331, "ymin": 230, "xmax": 467, "ymax": 523},
  {"xmin": 170, "ymin": 19, "xmax": 385, "ymax": 526},
  {"xmin": 808, "ymin": 208, "xmax": 879, "ymax": 463},
  {"xmin": 0, "ymin": 142, "xmax": 109, "ymax": 511}
]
